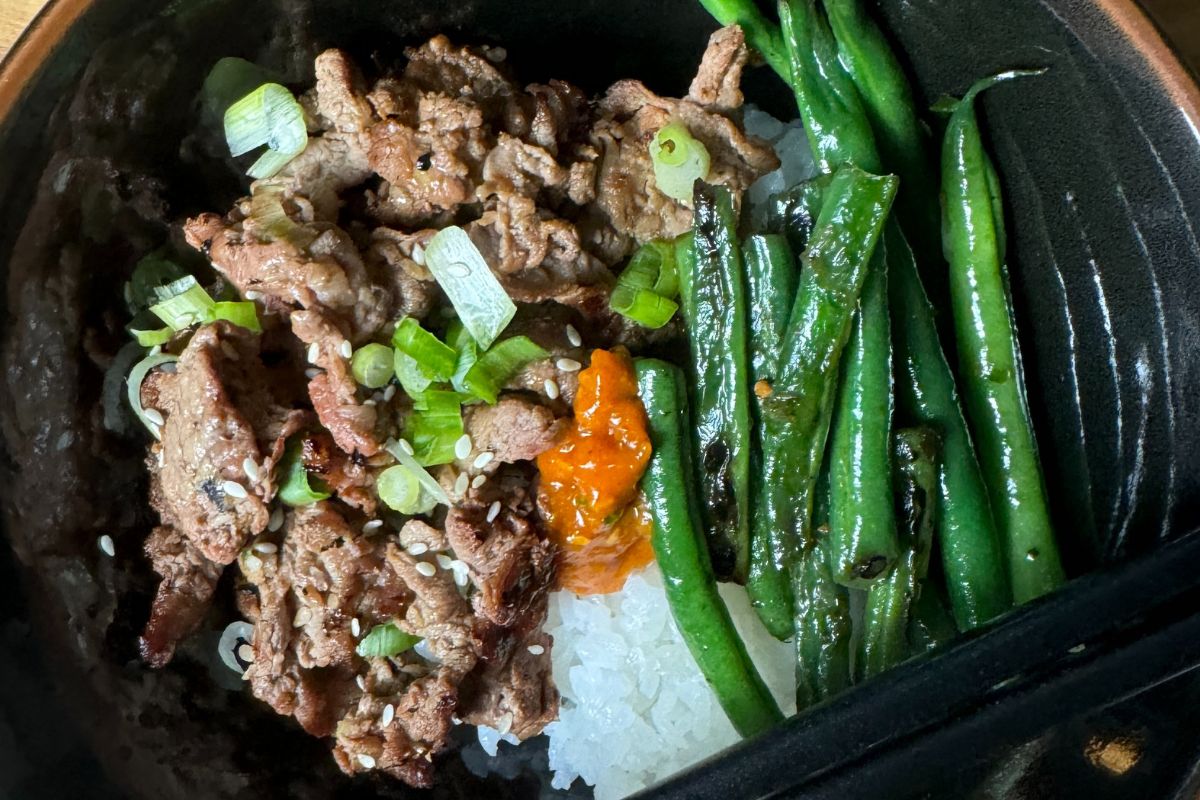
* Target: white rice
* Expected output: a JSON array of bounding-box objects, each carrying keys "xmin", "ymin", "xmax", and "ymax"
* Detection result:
[
  {"xmin": 743, "ymin": 104, "xmax": 819, "ymax": 229},
  {"xmin": 517, "ymin": 566, "xmax": 794, "ymax": 800}
]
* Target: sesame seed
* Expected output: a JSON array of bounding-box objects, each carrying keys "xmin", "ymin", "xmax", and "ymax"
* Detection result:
[
  {"xmin": 472, "ymin": 451, "xmax": 495, "ymax": 469},
  {"xmin": 452, "ymin": 716, "xmax": 462, "ymax": 726},
  {"xmin": 362, "ymin": 399, "xmax": 376, "ymax": 407},
  {"xmin": 556, "ymin": 357, "xmax": 581, "ymax": 372},
  {"xmin": 454, "ymin": 434, "xmax": 473, "ymax": 460},
  {"xmin": 398, "ymin": 439, "xmax": 415, "ymax": 455},
  {"xmin": 527, "ymin": 644, "xmax": 545, "ymax": 656},
  {"xmin": 408, "ymin": 542, "xmax": 430, "ymax": 556},
  {"xmin": 356, "ymin": 753, "xmax": 376, "ymax": 770},
  {"xmin": 383, "ymin": 384, "xmax": 397, "ymax": 402},
  {"xmin": 252, "ymin": 541, "xmax": 277, "ymax": 554},
  {"xmin": 356, "ymin": 675, "xmax": 366, "ymax": 691},
  {"xmin": 98, "ymin": 535, "xmax": 115, "ymax": 557},
  {"xmin": 448, "ymin": 263, "xmax": 471, "ymax": 279},
  {"xmin": 293, "ymin": 607, "xmax": 312, "ymax": 627},
  {"xmin": 304, "ymin": 367, "xmax": 321, "ymax": 380},
  {"xmin": 363, "ymin": 519, "xmax": 383, "ymax": 532},
  {"xmin": 242, "ymin": 457, "xmax": 261, "ymax": 483},
  {"xmin": 497, "ymin": 711, "xmax": 514, "ymax": 735},
  {"xmin": 544, "ymin": 379, "xmax": 560, "ymax": 400},
  {"xmin": 415, "ymin": 562, "xmax": 436, "ymax": 577},
  {"xmin": 243, "ymin": 553, "xmax": 263, "ymax": 572},
  {"xmin": 454, "ymin": 472, "xmax": 469, "ymax": 496},
  {"xmin": 245, "ymin": 290, "xmax": 262, "ymax": 301},
  {"xmin": 565, "ymin": 324, "xmax": 582, "ymax": 347},
  {"xmin": 471, "ymin": 474, "xmax": 486, "ymax": 489},
  {"xmin": 436, "ymin": 554, "xmax": 453, "ymax": 569},
  {"xmin": 307, "ymin": 342, "xmax": 320, "ymax": 363},
  {"xmin": 381, "ymin": 704, "xmax": 396, "ymax": 726},
  {"xmin": 486, "ymin": 501, "xmax": 501, "ymax": 523},
  {"xmin": 236, "ymin": 643, "xmax": 256, "ymax": 663},
  {"xmin": 351, "ymin": 618, "xmax": 361, "ymax": 637},
  {"xmin": 411, "ymin": 244, "xmax": 426, "ymax": 266},
  {"xmin": 453, "ymin": 568, "xmax": 470, "ymax": 587},
  {"xmin": 143, "ymin": 408, "xmax": 165, "ymax": 427},
  {"xmin": 222, "ymin": 480, "xmax": 248, "ymax": 499},
  {"xmin": 268, "ymin": 507, "xmax": 284, "ymax": 531},
  {"xmin": 221, "ymin": 341, "xmax": 240, "ymax": 361},
  {"xmin": 339, "ymin": 340, "xmax": 353, "ymax": 359}
]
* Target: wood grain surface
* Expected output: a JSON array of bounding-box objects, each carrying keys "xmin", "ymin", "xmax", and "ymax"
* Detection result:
[{"xmin": 0, "ymin": 1, "xmax": 1197, "ymax": 74}]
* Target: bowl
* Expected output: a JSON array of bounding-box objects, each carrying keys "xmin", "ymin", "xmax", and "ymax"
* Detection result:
[{"xmin": 1, "ymin": 1, "xmax": 1199, "ymax": 798}]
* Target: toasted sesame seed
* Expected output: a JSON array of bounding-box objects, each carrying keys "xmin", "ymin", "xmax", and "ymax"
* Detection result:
[
  {"xmin": 143, "ymin": 408, "xmax": 165, "ymax": 427},
  {"xmin": 242, "ymin": 457, "xmax": 261, "ymax": 483},
  {"xmin": 268, "ymin": 507, "xmax": 284, "ymax": 531},
  {"xmin": 556, "ymin": 357, "xmax": 581, "ymax": 372},
  {"xmin": 243, "ymin": 553, "xmax": 263, "ymax": 572},
  {"xmin": 486, "ymin": 501, "xmax": 501, "ymax": 523},
  {"xmin": 351, "ymin": 618, "xmax": 361, "ymax": 637},
  {"xmin": 381, "ymin": 703, "xmax": 396, "ymax": 726},
  {"xmin": 237, "ymin": 642, "xmax": 256, "ymax": 664},
  {"xmin": 411, "ymin": 244, "xmax": 426, "ymax": 266},
  {"xmin": 356, "ymin": 753, "xmax": 376, "ymax": 770},
  {"xmin": 362, "ymin": 399, "xmax": 376, "ymax": 407},
  {"xmin": 471, "ymin": 474, "xmax": 486, "ymax": 489},
  {"xmin": 221, "ymin": 341, "xmax": 240, "ymax": 361},
  {"xmin": 363, "ymin": 519, "xmax": 383, "ymax": 532},
  {"xmin": 415, "ymin": 561, "xmax": 436, "ymax": 577},
  {"xmin": 383, "ymin": 384, "xmax": 397, "ymax": 402},
  {"xmin": 544, "ymin": 378, "xmax": 560, "ymax": 400},
  {"xmin": 222, "ymin": 480, "xmax": 248, "ymax": 499},
  {"xmin": 307, "ymin": 342, "xmax": 320, "ymax": 364},
  {"xmin": 565, "ymin": 324, "xmax": 582, "ymax": 347},
  {"xmin": 245, "ymin": 290, "xmax": 262, "ymax": 301},
  {"xmin": 436, "ymin": 554, "xmax": 453, "ymax": 569},
  {"xmin": 252, "ymin": 541, "xmax": 277, "ymax": 554},
  {"xmin": 454, "ymin": 472, "xmax": 469, "ymax": 496},
  {"xmin": 448, "ymin": 263, "xmax": 471, "ymax": 279},
  {"xmin": 408, "ymin": 542, "xmax": 430, "ymax": 555},
  {"xmin": 304, "ymin": 367, "xmax": 321, "ymax": 379},
  {"xmin": 356, "ymin": 674, "xmax": 367, "ymax": 691},
  {"xmin": 398, "ymin": 439, "xmax": 415, "ymax": 455},
  {"xmin": 98, "ymin": 535, "xmax": 115, "ymax": 557},
  {"xmin": 473, "ymin": 451, "xmax": 495, "ymax": 469},
  {"xmin": 293, "ymin": 607, "xmax": 312, "ymax": 627},
  {"xmin": 454, "ymin": 433, "xmax": 473, "ymax": 460},
  {"xmin": 453, "ymin": 568, "xmax": 469, "ymax": 587},
  {"xmin": 527, "ymin": 644, "xmax": 545, "ymax": 656},
  {"xmin": 339, "ymin": 340, "xmax": 353, "ymax": 359}
]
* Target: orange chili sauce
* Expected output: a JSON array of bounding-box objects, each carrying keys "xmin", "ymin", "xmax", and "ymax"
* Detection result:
[{"xmin": 537, "ymin": 349, "xmax": 655, "ymax": 594}]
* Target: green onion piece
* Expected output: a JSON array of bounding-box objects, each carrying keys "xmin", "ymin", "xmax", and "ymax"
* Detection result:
[
  {"xmin": 463, "ymin": 336, "xmax": 549, "ymax": 405},
  {"xmin": 385, "ymin": 438, "xmax": 451, "ymax": 507},
  {"xmin": 132, "ymin": 326, "xmax": 175, "ymax": 347},
  {"xmin": 201, "ymin": 57, "xmax": 276, "ymax": 124},
  {"xmin": 355, "ymin": 622, "xmax": 421, "ymax": 659},
  {"xmin": 210, "ymin": 301, "xmax": 262, "ymax": 332},
  {"xmin": 446, "ymin": 319, "xmax": 479, "ymax": 394},
  {"xmin": 223, "ymin": 83, "xmax": 308, "ymax": 180},
  {"xmin": 127, "ymin": 254, "xmax": 186, "ymax": 314},
  {"xmin": 127, "ymin": 353, "xmax": 179, "ymax": 439},
  {"xmin": 376, "ymin": 465, "xmax": 437, "ymax": 515},
  {"xmin": 610, "ymin": 285, "xmax": 680, "ymax": 329},
  {"xmin": 423, "ymin": 226, "xmax": 517, "ymax": 350},
  {"xmin": 277, "ymin": 439, "xmax": 331, "ymax": 507},
  {"xmin": 351, "ymin": 343, "xmax": 395, "ymax": 389},
  {"xmin": 404, "ymin": 389, "xmax": 466, "ymax": 466},
  {"xmin": 392, "ymin": 317, "xmax": 457, "ymax": 382},
  {"xmin": 248, "ymin": 188, "xmax": 307, "ymax": 243},
  {"xmin": 150, "ymin": 276, "xmax": 216, "ymax": 330},
  {"xmin": 394, "ymin": 350, "xmax": 433, "ymax": 398},
  {"xmin": 649, "ymin": 122, "xmax": 711, "ymax": 203}
]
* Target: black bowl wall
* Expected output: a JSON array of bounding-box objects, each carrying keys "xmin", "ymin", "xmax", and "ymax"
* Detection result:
[{"xmin": 0, "ymin": 0, "xmax": 1197, "ymax": 799}]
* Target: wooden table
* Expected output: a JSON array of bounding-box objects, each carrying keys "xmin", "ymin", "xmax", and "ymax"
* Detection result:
[{"xmin": 1, "ymin": 1, "xmax": 1197, "ymax": 72}]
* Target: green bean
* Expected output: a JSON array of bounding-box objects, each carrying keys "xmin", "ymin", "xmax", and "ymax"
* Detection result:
[
  {"xmin": 940, "ymin": 74, "xmax": 1064, "ymax": 603},
  {"xmin": 908, "ymin": 582, "xmax": 959, "ymax": 654},
  {"xmin": 635, "ymin": 358, "xmax": 784, "ymax": 737},
  {"xmin": 857, "ymin": 427, "xmax": 940, "ymax": 680},
  {"xmin": 678, "ymin": 183, "xmax": 753, "ymax": 582},
  {"xmin": 889, "ymin": 224, "xmax": 1011, "ymax": 628},
  {"xmin": 827, "ymin": 246, "xmax": 898, "ymax": 587},
  {"xmin": 754, "ymin": 167, "xmax": 896, "ymax": 642},
  {"xmin": 743, "ymin": 234, "xmax": 800, "ymax": 637},
  {"xmin": 698, "ymin": 0, "xmax": 791, "ymax": 81}
]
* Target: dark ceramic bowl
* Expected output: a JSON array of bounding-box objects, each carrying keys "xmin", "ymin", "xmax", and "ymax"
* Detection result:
[{"xmin": 1, "ymin": 1, "xmax": 1199, "ymax": 799}]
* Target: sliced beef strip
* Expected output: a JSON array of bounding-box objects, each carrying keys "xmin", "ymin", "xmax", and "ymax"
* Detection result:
[
  {"xmin": 364, "ymin": 226, "xmax": 438, "ymax": 320},
  {"xmin": 145, "ymin": 322, "xmax": 274, "ymax": 565},
  {"xmin": 459, "ymin": 396, "xmax": 563, "ymax": 474},
  {"xmin": 299, "ymin": 429, "xmax": 377, "ymax": 513},
  {"xmin": 138, "ymin": 525, "xmax": 224, "ymax": 668},
  {"xmin": 686, "ymin": 23, "xmax": 752, "ymax": 112},
  {"xmin": 458, "ymin": 625, "xmax": 556, "ymax": 741}
]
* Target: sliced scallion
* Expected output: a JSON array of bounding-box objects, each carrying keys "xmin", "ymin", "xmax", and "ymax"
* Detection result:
[
  {"xmin": 127, "ymin": 353, "xmax": 179, "ymax": 439},
  {"xmin": 351, "ymin": 343, "xmax": 396, "ymax": 389},
  {"xmin": 223, "ymin": 83, "xmax": 307, "ymax": 180},
  {"xmin": 404, "ymin": 389, "xmax": 466, "ymax": 466},
  {"xmin": 211, "ymin": 301, "xmax": 262, "ymax": 332},
  {"xmin": 127, "ymin": 254, "xmax": 186, "ymax": 314},
  {"xmin": 423, "ymin": 226, "xmax": 516, "ymax": 350},
  {"xmin": 277, "ymin": 438, "xmax": 331, "ymax": 506},
  {"xmin": 201, "ymin": 57, "xmax": 276, "ymax": 124},
  {"xmin": 376, "ymin": 465, "xmax": 436, "ymax": 515},
  {"xmin": 356, "ymin": 622, "xmax": 421, "ymax": 659},
  {"xmin": 384, "ymin": 438, "xmax": 451, "ymax": 507},
  {"xmin": 462, "ymin": 336, "xmax": 549, "ymax": 404},
  {"xmin": 151, "ymin": 276, "xmax": 216, "ymax": 330},
  {"xmin": 446, "ymin": 320, "xmax": 479, "ymax": 394},
  {"xmin": 132, "ymin": 326, "xmax": 175, "ymax": 347},
  {"xmin": 609, "ymin": 285, "xmax": 679, "ymax": 329},
  {"xmin": 392, "ymin": 317, "xmax": 457, "ymax": 382},
  {"xmin": 649, "ymin": 121, "xmax": 711, "ymax": 203}
]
